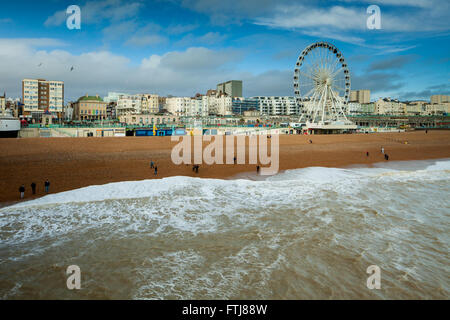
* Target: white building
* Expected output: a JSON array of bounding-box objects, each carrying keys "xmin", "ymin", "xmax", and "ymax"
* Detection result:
[
  {"xmin": 425, "ymin": 102, "xmax": 450, "ymax": 115},
  {"xmin": 251, "ymin": 96, "xmax": 299, "ymax": 116},
  {"xmin": 104, "ymin": 92, "xmax": 128, "ymax": 103},
  {"xmin": 350, "ymin": 90, "xmax": 371, "ymax": 104},
  {"xmin": 116, "ymin": 94, "xmax": 160, "ymax": 115},
  {"xmin": 48, "ymin": 81, "xmax": 64, "ymax": 112},
  {"xmin": 141, "ymin": 94, "xmax": 160, "ymax": 114},
  {"xmin": 165, "ymin": 95, "xmax": 232, "ymax": 117},
  {"xmin": 117, "ymin": 95, "xmax": 142, "ymax": 115},
  {"xmin": 430, "ymin": 95, "xmax": 450, "ymax": 104},
  {"xmin": 375, "ymin": 98, "xmax": 406, "ymax": 115},
  {"xmin": 63, "ymin": 104, "xmax": 74, "ymax": 121},
  {"xmin": 208, "ymin": 95, "xmax": 232, "ymax": 116},
  {"xmin": 165, "ymin": 97, "xmax": 192, "ymax": 116}
]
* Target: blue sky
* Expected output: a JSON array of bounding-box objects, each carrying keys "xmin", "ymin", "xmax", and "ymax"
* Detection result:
[{"xmin": 0, "ymin": 0, "xmax": 449, "ymax": 102}]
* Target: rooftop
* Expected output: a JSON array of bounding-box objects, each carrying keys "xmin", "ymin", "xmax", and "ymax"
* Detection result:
[{"xmin": 78, "ymin": 95, "xmax": 103, "ymax": 102}]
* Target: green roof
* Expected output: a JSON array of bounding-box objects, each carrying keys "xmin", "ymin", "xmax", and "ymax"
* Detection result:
[{"xmin": 78, "ymin": 95, "xmax": 103, "ymax": 102}]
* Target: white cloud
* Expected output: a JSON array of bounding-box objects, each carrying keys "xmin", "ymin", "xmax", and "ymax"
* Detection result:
[
  {"xmin": 175, "ymin": 32, "xmax": 227, "ymax": 47},
  {"xmin": 255, "ymin": 5, "xmax": 366, "ymax": 31},
  {"xmin": 0, "ymin": 39, "xmax": 255, "ymax": 100},
  {"xmin": 255, "ymin": 3, "xmax": 449, "ymax": 33},
  {"xmin": 166, "ymin": 24, "xmax": 198, "ymax": 35}
]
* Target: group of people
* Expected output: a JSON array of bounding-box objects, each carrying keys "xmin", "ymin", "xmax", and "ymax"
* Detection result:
[
  {"xmin": 19, "ymin": 180, "xmax": 50, "ymax": 199},
  {"xmin": 365, "ymin": 147, "xmax": 390, "ymax": 161}
]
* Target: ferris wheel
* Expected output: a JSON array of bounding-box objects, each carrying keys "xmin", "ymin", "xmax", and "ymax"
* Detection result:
[{"xmin": 294, "ymin": 42, "xmax": 351, "ymax": 124}]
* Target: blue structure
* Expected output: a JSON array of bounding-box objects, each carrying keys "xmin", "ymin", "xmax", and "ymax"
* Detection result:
[
  {"xmin": 232, "ymin": 98, "xmax": 260, "ymax": 115},
  {"xmin": 134, "ymin": 127, "xmax": 186, "ymax": 137}
]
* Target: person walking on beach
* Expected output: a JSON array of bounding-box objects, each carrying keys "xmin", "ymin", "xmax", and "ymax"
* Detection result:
[
  {"xmin": 366, "ymin": 151, "xmax": 369, "ymax": 157},
  {"xmin": 195, "ymin": 165, "xmax": 199, "ymax": 173},
  {"xmin": 384, "ymin": 154, "xmax": 389, "ymax": 161},
  {"xmin": 154, "ymin": 166, "xmax": 158, "ymax": 176},
  {"xmin": 44, "ymin": 179, "xmax": 50, "ymax": 193},
  {"xmin": 256, "ymin": 166, "xmax": 260, "ymax": 174},
  {"xmin": 150, "ymin": 161, "xmax": 154, "ymax": 169},
  {"xmin": 381, "ymin": 147, "xmax": 385, "ymax": 154},
  {"xmin": 233, "ymin": 156, "xmax": 237, "ymax": 164},
  {"xmin": 19, "ymin": 185, "xmax": 25, "ymax": 199},
  {"xmin": 31, "ymin": 182, "xmax": 36, "ymax": 195}
]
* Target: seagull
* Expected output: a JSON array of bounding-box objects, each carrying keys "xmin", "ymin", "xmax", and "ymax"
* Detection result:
[
  {"xmin": 70, "ymin": 66, "xmax": 74, "ymax": 72},
  {"xmin": 38, "ymin": 63, "xmax": 43, "ymax": 67}
]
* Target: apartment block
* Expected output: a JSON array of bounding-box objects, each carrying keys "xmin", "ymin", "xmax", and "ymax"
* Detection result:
[
  {"xmin": 430, "ymin": 95, "xmax": 450, "ymax": 104},
  {"xmin": 375, "ymin": 98, "xmax": 406, "ymax": 115},
  {"xmin": 232, "ymin": 97, "xmax": 260, "ymax": 115},
  {"xmin": 22, "ymin": 78, "xmax": 64, "ymax": 119},
  {"xmin": 217, "ymin": 80, "xmax": 243, "ymax": 98},
  {"xmin": 251, "ymin": 96, "xmax": 299, "ymax": 116},
  {"xmin": 350, "ymin": 90, "xmax": 370, "ymax": 104}
]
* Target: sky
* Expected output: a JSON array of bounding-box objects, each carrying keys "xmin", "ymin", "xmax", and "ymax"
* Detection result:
[{"xmin": 0, "ymin": 0, "xmax": 449, "ymax": 103}]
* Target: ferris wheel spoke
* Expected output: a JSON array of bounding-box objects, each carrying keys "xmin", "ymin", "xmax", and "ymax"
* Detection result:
[
  {"xmin": 302, "ymin": 87, "xmax": 316, "ymax": 98},
  {"xmin": 332, "ymin": 85, "xmax": 345, "ymax": 92},
  {"xmin": 298, "ymin": 70, "xmax": 316, "ymax": 81}
]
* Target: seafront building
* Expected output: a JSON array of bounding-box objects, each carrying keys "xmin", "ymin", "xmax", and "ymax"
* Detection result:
[
  {"xmin": 347, "ymin": 102, "xmax": 375, "ymax": 115},
  {"xmin": 22, "ymin": 78, "xmax": 64, "ymax": 120},
  {"xmin": 165, "ymin": 97, "xmax": 192, "ymax": 116},
  {"xmin": 116, "ymin": 94, "xmax": 160, "ymax": 115},
  {"xmin": 374, "ymin": 98, "xmax": 407, "ymax": 115},
  {"xmin": 165, "ymin": 95, "xmax": 232, "ymax": 117},
  {"xmin": 217, "ymin": 80, "xmax": 243, "ymax": 98},
  {"xmin": 119, "ymin": 114, "xmax": 179, "ymax": 126},
  {"xmin": 350, "ymin": 90, "xmax": 371, "ymax": 104},
  {"xmin": 116, "ymin": 94, "xmax": 143, "ymax": 115},
  {"xmin": 12, "ymin": 75, "xmax": 450, "ymax": 136},
  {"xmin": 252, "ymin": 96, "xmax": 300, "ymax": 116},
  {"xmin": 232, "ymin": 97, "xmax": 260, "ymax": 115},
  {"xmin": 72, "ymin": 95, "xmax": 107, "ymax": 121},
  {"xmin": 430, "ymin": 95, "xmax": 450, "ymax": 104}
]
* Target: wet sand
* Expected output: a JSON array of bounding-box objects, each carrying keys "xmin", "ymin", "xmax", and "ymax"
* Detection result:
[{"xmin": 1, "ymin": 131, "xmax": 449, "ymax": 206}]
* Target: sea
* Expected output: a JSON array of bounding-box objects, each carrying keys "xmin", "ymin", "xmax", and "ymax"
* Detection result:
[{"xmin": 0, "ymin": 159, "xmax": 449, "ymax": 299}]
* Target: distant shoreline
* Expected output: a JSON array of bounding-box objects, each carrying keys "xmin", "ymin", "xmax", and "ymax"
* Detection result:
[{"xmin": 1, "ymin": 131, "xmax": 450, "ymax": 206}]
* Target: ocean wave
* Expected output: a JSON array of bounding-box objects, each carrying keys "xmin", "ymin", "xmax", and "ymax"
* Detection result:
[{"xmin": 2, "ymin": 159, "xmax": 449, "ymax": 211}]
